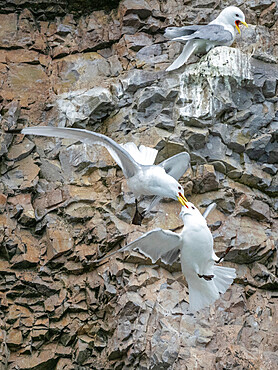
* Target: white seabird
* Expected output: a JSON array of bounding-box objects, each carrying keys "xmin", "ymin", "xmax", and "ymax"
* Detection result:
[
  {"xmin": 165, "ymin": 6, "xmax": 248, "ymax": 71},
  {"xmin": 96, "ymin": 202, "xmax": 236, "ymax": 312},
  {"xmin": 21, "ymin": 126, "xmax": 190, "ymax": 225}
]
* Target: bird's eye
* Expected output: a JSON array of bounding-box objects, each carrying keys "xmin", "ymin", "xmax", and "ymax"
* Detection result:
[
  {"xmin": 178, "ymin": 186, "xmax": 182, "ymax": 190},
  {"xmin": 191, "ymin": 206, "xmax": 195, "ymax": 210},
  {"xmin": 235, "ymin": 13, "xmax": 239, "ymax": 17}
]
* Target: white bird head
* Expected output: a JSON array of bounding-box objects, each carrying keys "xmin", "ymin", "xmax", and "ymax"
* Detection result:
[
  {"xmin": 159, "ymin": 175, "xmax": 188, "ymax": 207},
  {"xmin": 218, "ymin": 6, "xmax": 248, "ymax": 34},
  {"xmin": 179, "ymin": 202, "xmax": 204, "ymax": 220}
]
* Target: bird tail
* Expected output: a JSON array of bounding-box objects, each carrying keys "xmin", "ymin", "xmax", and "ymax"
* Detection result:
[
  {"xmin": 120, "ymin": 142, "xmax": 158, "ymax": 165},
  {"xmin": 213, "ymin": 265, "xmax": 236, "ymax": 294},
  {"xmin": 187, "ymin": 265, "xmax": 236, "ymax": 312},
  {"xmin": 166, "ymin": 41, "xmax": 197, "ymax": 72}
]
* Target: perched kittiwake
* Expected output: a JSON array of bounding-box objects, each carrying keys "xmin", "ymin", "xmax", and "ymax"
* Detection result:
[
  {"xmin": 165, "ymin": 6, "xmax": 248, "ymax": 71},
  {"xmin": 96, "ymin": 202, "xmax": 236, "ymax": 312},
  {"xmin": 20, "ymin": 126, "xmax": 190, "ymax": 225}
]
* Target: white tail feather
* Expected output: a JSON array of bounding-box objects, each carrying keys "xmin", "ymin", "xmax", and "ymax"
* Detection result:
[
  {"xmin": 166, "ymin": 41, "xmax": 197, "ymax": 72},
  {"xmin": 120, "ymin": 142, "xmax": 157, "ymax": 165},
  {"xmin": 187, "ymin": 265, "xmax": 236, "ymax": 312},
  {"xmin": 213, "ymin": 266, "xmax": 236, "ymax": 294}
]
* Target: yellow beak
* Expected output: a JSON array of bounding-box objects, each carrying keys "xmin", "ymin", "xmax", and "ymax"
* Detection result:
[
  {"xmin": 235, "ymin": 21, "xmax": 248, "ymax": 34},
  {"xmin": 178, "ymin": 194, "xmax": 189, "ymax": 207}
]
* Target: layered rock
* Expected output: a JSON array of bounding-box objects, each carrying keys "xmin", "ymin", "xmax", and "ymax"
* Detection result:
[{"xmin": 0, "ymin": 0, "xmax": 277, "ymax": 369}]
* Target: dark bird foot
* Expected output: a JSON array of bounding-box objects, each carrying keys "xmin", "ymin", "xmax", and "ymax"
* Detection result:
[
  {"xmin": 216, "ymin": 245, "xmax": 234, "ymax": 263},
  {"xmin": 132, "ymin": 209, "xmax": 144, "ymax": 225},
  {"xmin": 132, "ymin": 199, "xmax": 145, "ymax": 226},
  {"xmin": 198, "ymin": 274, "xmax": 214, "ymax": 281},
  {"xmin": 170, "ymin": 224, "xmax": 183, "ymax": 232},
  {"xmin": 4, "ymin": 129, "xmax": 22, "ymax": 134}
]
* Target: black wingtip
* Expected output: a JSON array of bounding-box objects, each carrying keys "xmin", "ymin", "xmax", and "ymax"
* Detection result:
[{"xmin": 4, "ymin": 129, "xmax": 23, "ymax": 134}]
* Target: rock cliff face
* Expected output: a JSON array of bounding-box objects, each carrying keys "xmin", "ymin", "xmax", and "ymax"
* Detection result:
[{"xmin": 0, "ymin": 0, "xmax": 277, "ymax": 369}]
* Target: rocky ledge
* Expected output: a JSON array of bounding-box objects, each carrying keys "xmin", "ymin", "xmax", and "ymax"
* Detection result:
[{"xmin": 0, "ymin": 0, "xmax": 277, "ymax": 369}]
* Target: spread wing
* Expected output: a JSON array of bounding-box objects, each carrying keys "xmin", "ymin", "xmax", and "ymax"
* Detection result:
[
  {"xmin": 21, "ymin": 126, "xmax": 140, "ymax": 178},
  {"xmin": 202, "ymin": 203, "xmax": 217, "ymax": 219},
  {"xmin": 173, "ymin": 24, "xmax": 233, "ymax": 43},
  {"xmin": 159, "ymin": 152, "xmax": 190, "ymax": 180},
  {"xmin": 95, "ymin": 228, "xmax": 182, "ymax": 265}
]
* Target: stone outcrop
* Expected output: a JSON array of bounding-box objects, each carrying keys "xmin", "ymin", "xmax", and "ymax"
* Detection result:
[{"xmin": 0, "ymin": 0, "xmax": 277, "ymax": 369}]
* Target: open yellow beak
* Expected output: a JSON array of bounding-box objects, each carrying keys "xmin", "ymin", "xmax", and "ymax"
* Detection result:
[
  {"xmin": 178, "ymin": 194, "xmax": 189, "ymax": 208},
  {"xmin": 235, "ymin": 21, "xmax": 248, "ymax": 34}
]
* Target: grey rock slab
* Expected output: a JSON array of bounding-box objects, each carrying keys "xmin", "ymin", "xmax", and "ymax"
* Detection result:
[
  {"xmin": 240, "ymin": 160, "xmax": 272, "ymax": 191},
  {"xmin": 193, "ymin": 164, "xmax": 220, "ymax": 194},
  {"xmin": 246, "ymin": 134, "xmax": 272, "ymax": 160},
  {"xmin": 0, "ymin": 132, "xmax": 14, "ymax": 157},
  {"xmin": 120, "ymin": 0, "xmax": 153, "ymax": 19},
  {"xmin": 262, "ymin": 164, "xmax": 278, "ymax": 175},
  {"xmin": 262, "ymin": 79, "xmax": 277, "ymax": 98},
  {"xmin": 39, "ymin": 159, "xmax": 64, "ymax": 184},
  {"xmin": 235, "ymin": 194, "xmax": 270, "ymax": 221},
  {"xmin": 56, "ymin": 87, "xmax": 115, "ymax": 127},
  {"xmin": 122, "ymin": 69, "xmax": 162, "ymax": 93},
  {"xmin": 136, "ymin": 44, "xmax": 168, "ymax": 65},
  {"xmin": 265, "ymin": 140, "xmax": 278, "ymax": 164},
  {"xmin": 213, "ymin": 216, "xmax": 268, "ymax": 263},
  {"xmin": 184, "ymin": 127, "xmax": 208, "ymax": 150},
  {"xmin": 125, "ymin": 32, "xmax": 153, "ymax": 51},
  {"xmin": 226, "ymin": 109, "xmax": 252, "ymax": 125},
  {"xmin": 121, "ymin": 13, "xmax": 145, "ymax": 34},
  {"xmin": 200, "ymin": 136, "xmax": 243, "ymax": 173},
  {"xmin": 251, "ymin": 57, "xmax": 278, "ymax": 88},
  {"xmin": 155, "ymin": 114, "xmax": 175, "ymax": 132},
  {"xmin": 136, "ymin": 86, "xmax": 166, "ymax": 111},
  {"xmin": 7, "ymin": 138, "xmax": 35, "ymax": 162}
]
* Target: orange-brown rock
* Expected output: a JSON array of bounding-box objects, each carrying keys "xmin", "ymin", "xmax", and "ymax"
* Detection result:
[{"xmin": 0, "ymin": 0, "xmax": 277, "ymax": 369}]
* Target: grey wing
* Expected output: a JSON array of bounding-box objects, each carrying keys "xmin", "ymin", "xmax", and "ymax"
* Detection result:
[
  {"xmin": 174, "ymin": 24, "xmax": 233, "ymax": 43},
  {"xmin": 22, "ymin": 126, "xmax": 140, "ymax": 178},
  {"xmin": 165, "ymin": 25, "xmax": 201, "ymax": 39},
  {"xmin": 143, "ymin": 195, "xmax": 162, "ymax": 215},
  {"xmin": 159, "ymin": 152, "xmax": 190, "ymax": 180},
  {"xmin": 95, "ymin": 228, "xmax": 181, "ymax": 264},
  {"xmin": 160, "ymin": 246, "xmax": 181, "ymax": 264},
  {"xmin": 202, "ymin": 202, "xmax": 216, "ymax": 219}
]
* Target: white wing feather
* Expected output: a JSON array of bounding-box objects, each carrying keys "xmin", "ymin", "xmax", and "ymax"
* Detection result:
[
  {"xmin": 202, "ymin": 203, "xmax": 217, "ymax": 219},
  {"xmin": 120, "ymin": 142, "xmax": 158, "ymax": 165},
  {"xmin": 95, "ymin": 228, "xmax": 181, "ymax": 264},
  {"xmin": 22, "ymin": 126, "xmax": 140, "ymax": 178}
]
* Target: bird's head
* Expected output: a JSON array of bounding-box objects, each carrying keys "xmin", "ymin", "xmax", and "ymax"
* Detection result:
[
  {"xmin": 179, "ymin": 202, "xmax": 203, "ymax": 219},
  {"xmin": 165, "ymin": 177, "xmax": 188, "ymax": 208},
  {"xmin": 220, "ymin": 6, "xmax": 248, "ymax": 34},
  {"xmin": 176, "ymin": 184, "xmax": 189, "ymax": 208}
]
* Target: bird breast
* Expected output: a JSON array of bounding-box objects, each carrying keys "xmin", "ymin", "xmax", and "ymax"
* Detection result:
[
  {"xmin": 180, "ymin": 223, "xmax": 214, "ymax": 276},
  {"xmin": 126, "ymin": 166, "xmax": 167, "ymax": 197}
]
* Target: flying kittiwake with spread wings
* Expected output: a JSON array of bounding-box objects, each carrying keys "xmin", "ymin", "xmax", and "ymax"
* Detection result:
[
  {"xmin": 20, "ymin": 126, "xmax": 190, "ymax": 225},
  {"xmin": 165, "ymin": 6, "xmax": 248, "ymax": 71},
  {"xmin": 95, "ymin": 202, "xmax": 236, "ymax": 312}
]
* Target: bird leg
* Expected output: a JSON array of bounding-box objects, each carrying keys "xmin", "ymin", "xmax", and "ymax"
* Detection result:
[
  {"xmin": 216, "ymin": 245, "xmax": 234, "ymax": 263},
  {"xmin": 170, "ymin": 224, "xmax": 184, "ymax": 232},
  {"xmin": 5, "ymin": 129, "xmax": 22, "ymax": 134},
  {"xmin": 132, "ymin": 199, "xmax": 144, "ymax": 226},
  {"xmin": 198, "ymin": 274, "xmax": 214, "ymax": 281}
]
